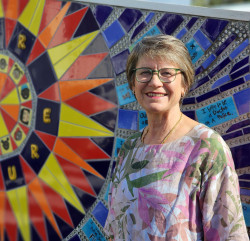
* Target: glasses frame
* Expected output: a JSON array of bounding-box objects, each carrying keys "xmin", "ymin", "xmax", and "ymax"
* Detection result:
[{"xmin": 133, "ymin": 67, "xmax": 183, "ymax": 83}]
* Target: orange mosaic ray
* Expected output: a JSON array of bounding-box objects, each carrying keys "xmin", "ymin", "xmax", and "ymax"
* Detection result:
[
  {"xmin": 54, "ymin": 138, "xmax": 104, "ymax": 179},
  {"xmin": 4, "ymin": 0, "xmax": 18, "ymax": 19},
  {"xmin": 0, "ymin": 104, "xmax": 20, "ymax": 122},
  {"xmin": 59, "ymin": 78, "xmax": 112, "ymax": 101},
  {"xmin": 0, "ymin": 72, "xmax": 7, "ymax": 98}
]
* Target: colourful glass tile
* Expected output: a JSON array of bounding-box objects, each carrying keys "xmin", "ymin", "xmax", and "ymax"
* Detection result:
[
  {"xmin": 183, "ymin": 110, "xmax": 196, "ymax": 120},
  {"xmin": 176, "ymin": 28, "xmax": 187, "ymax": 39},
  {"xmin": 212, "ymin": 75, "xmax": 230, "ymax": 89},
  {"xmin": 220, "ymin": 77, "xmax": 244, "ymax": 92},
  {"xmin": 93, "ymin": 5, "xmax": 113, "ymax": 27},
  {"xmin": 66, "ymin": 2, "xmax": 86, "ymax": 15},
  {"xmin": 196, "ymin": 88, "xmax": 220, "ymax": 103},
  {"xmin": 230, "ymin": 39, "xmax": 249, "ymax": 59},
  {"xmin": 45, "ymin": 217, "xmax": 61, "ymax": 240},
  {"xmin": 111, "ymin": 49, "xmax": 129, "ymax": 75},
  {"xmin": 185, "ymin": 38, "xmax": 204, "ymax": 64},
  {"xmin": 190, "ymin": 76, "xmax": 209, "ymax": 91},
  {"xmin": 38, "ymin": 82, "xmax": 60, "ymax": 102},
  {"xmin": 157, "ymin": 13, "xmax": 184, "ymax": 35},
  {"xmin": 116, "ymin": 83, "xmax": 136, "ymax": 106},
  {"xmin": 0, "ymin": 19, "xmax": 4, "ymax": 49},
  {"xmin": 131, "ymin": 21, "xmax": 147, "ymax": 40},
  {"xmin": 231, "ymin": 66, "xmax": 249, "ymax": 80},
  {"xmin": 4, "ymin": 18, "xmax": 16, "ymax": 47},
  {"xmin": 139, "ymin": 110, "xmax": 148, "ymax": 131},
  {"xmin": 230, "ymin": 56, "xmax": 249, "ymax": 74},
  {"xmin": 102, "ymin": 20, "xmax": 125, "ymax": 48},
  {"xmin": 196, "ymin": 96, "xmax": 238, "ymax": 127},
  {"xmin": 83, "ymin": 170, "xmax": 105, "ymax": 196},
  {"xmin": 231, "ymin": 143, "xmax": 250, "ymax": 169},
  {"xmin": 118, "ymin": 109, "xmax": 138, "ymax": 130},
  {"xmin": 35, "ymin": 130, "xmax": 57, "ymax": 151},
  {"xmin": 202, "ymin": 54, "xmax": 216, "ymax": 69},
  {"xmin": 92, "ymin": 201, "xmax": 108, "ymax": 227},
  {"xmin": 145, "ymin": 12, "xmax": 155, "ymax": 23},
  {"xmin": 243, "ymin": 127, "xmax": 250, "ymax": 134},
  {"xmin": 233, "ymin": 88, "xmax": 250, "ymax": 115},
  {"xmin": 194, "ymin": 29, "xmax": 211, "ymax": 50},
  {"xmin": 87, "ymin": 161, "xmax": 110, "ymax": 180},
  {"xmin": 245, "ymin": 74, "xmax": 250, "ymax": 81},
  {"xmin": 222, "ymin": 130, "xmax": 243, "ymax": 141},
  {"xmin": 242, "ymin": 203, "xmax": 250, "ymax": 226},
  {"xmin": 91, "ymin": 137, "xmax": 114, "ymax": 157},
  {"xmin": 69, "ymin": 234, "xmax": 81, "ymax": 241},
  {"xmin": 54, "ymin": 214, "xmax": 74, "ymax": 238},
  {"xmin": 208, "ymin": 57, "xmax": 231, "ymax": 78},
  {"xmin": 200, "ymin": 18, "xmax": 228, "ymax": 41},
  {"xmin": 215, "ymin": 33, "xmax": 237, "ymax": 56},
  {"xmin": 114, "ymin": 137, "xmax": 125, "ymax": 157},
  {"xmin": 118, "ymin": 8, "xmax": 142, "ymax": 33},
  {"xmin": 182, "ymin": 97, "xmax": 196, "ymax": 105},
  {"xmin": 195, "ymin": 66, "xmax": 204, "ymax": 76},
  {"xmin": 82, "ymin": 218, "xmax": 107, "ymax": 241},
  {"xmin": 226, "ymin": 119, "xmax": 250, "ymax": 133},
  {"xmin": 186, "ymin": 17, "xmax": 198, "ymax": 30}
]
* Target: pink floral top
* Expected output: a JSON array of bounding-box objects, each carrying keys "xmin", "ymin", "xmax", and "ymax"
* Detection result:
[{"xmin": 104, "ymin": 124, "xmax": 248, "ymax": 240}]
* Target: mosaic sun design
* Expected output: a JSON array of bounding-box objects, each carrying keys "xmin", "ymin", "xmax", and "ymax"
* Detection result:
[{"xmin": 0, "ymin": 1, "xmax": 117, "ymax": 240}]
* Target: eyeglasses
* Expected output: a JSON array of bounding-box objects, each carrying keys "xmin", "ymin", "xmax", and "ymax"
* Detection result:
[{"xmin": 133, "ymin": 67, "xmax": 183, "ymax": 83}]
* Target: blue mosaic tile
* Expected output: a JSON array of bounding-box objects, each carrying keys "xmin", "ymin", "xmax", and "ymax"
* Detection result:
[
  {"xmin": 215, "ymin": 34, "xmax": 237, "ymax": 56},
  {"xmin": 194, "ymin": 29, "xmax": 211, "ymax": 50},
  {"xmin": 145, "ymin": 12, "xmax": 155, "ymax": 23},
  {"xmin": 68, "ymin": 234, "xmax": 81, "ymax": 241},
  {"xmin": 115, "ymin": 137, "xmax": 125, "ymax": 157},
  {"xmin": 230, "ymin": 56, "xmax": 249, "ymax": 74},
  {"xmin": 182, "ymin": 110, "xmax": 195, "ymax": 120},
  {"xmin": 245, "ymin": 74, "xmax": 250, "ymax": 81},
  {"xmin": 93, "ymin": 5, "xmax": 113, "ymax": 27},
  {"xmin": 131, "ymin": 21, "xmax": 147, "ymax": 40},
  {"xmin": 226, "ymin": 119, "xmax": 250, "ymax": 133},
  {"xmin": 190, "ymin": 76, "xmax": 209, "ymax": 91},
  {"xmin": 116, "ymin": 83, "xmax": 136, "ymax": 106},
  {"xmin": 102, "ymin": 20, "xmax": 125, "ymax": 48},
  {"xmin": 195, "ymin": 66, "xmax": 204, "ymax": 76},
  {"xmin": 186, "ymin": 17, "xmax": 198, "ymax": 30},
  {"xmin": 186, "ymin": 38, "xmax": 204, "ymax": 64},
  {"xmin": 182, "ymin": 97, "xmax": 196, "ymax": 105},
  {"xmin": 111, "ymin": 49, "xmax": 130, "ymax": 75},
  {"xmin": 118, "ymin": 109, "xmax": 138, "ymax": 130},
  {"xmin": 240, "ymin": 181, "xmax": 250, "ymax": 190},
  {"xmin": 243, "ymin": 127, "xmax": 250, "ymax": 134},
  {"xmin": 231, "ymin": 143, "xmax": 250, "ymax": 169},
  {"xmin": 233, "ymin": 88, "xmax": 250, "ymax": 115},
  {"xmin": 176, "ymin": 28, "xmax": 187, "ymax": 39},
  {"xmin": 139, "ymin": 110, "xmax": 148, "ymax": 130},
  {"xmin": 82, "ymin": 218, "xmax": 107, "ymax": 241},
  {"xmin": 230, "ymin": 39, "xmax": 249, "ymax": 59},
  {"xmin": 92, "ymin": 201, "xmax": 109, "ymax": 227},
  {"xmin": 242, "ymin": 203, "xmax": 250, "ymax": 226},
  {"xmin": 208, "ymin": 57, "xmax": 231, "ymax": 78},
  {"xmin": 196, "ymin": 96, "xmax": 238, "ymax": 127},
  {"xmin": 202, "ymin": 54, "xmax": 216, "ymax": 69},
  {"xmin": 230, "ymin": 66, "xmax": 250, "ymax": 80},
  {"xmin": 212, "ymin": 75, "xmax": 230, "ymax": 89},
  {"xmin": 104, "ymin": 183, "xmax": 110, "ymax": 202},
  {"xmin": 157, "ymin": 13, "xmax": 184, "ymax": 35},
  {"xmin": 200, "ymin": 18, "xmax": 228, "ymax": 42},
  {"xmin": 118, "ymin": 9, "xmax": 142, "ymax": 32},
  {"xmin": 219, "ymin": 77, "xmax": 244, "ymax": 92},
  {"xmin": 240, "ymin": 188, "xmax": 250, "ymax": 196},
  {"xmin": 222, "ymin": 130, "xmax": 243, "ymax": 141},
  {"xmin": 196, "ymin": 88, "xmax": 220, "ymax": 103}
]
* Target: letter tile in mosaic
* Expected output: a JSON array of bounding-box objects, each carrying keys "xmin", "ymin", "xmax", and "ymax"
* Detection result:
[
  {"xmin": 115, "ymin": 137, "xmax": 125, "ymax": 157},
  {"xmin": 1, "ymin": 156, "xmax": 25, "ymax": 190},
  {"xmin": 157, "ymin": 13, "xmax": 184, "ymax": 35},
  {"xmin": 185, "ymin": 17, "xmax": 198, "ymax": 30},
  {"xmin": 185, "ymin": 38, "xmax": 204, "ymax": 64},
  {"xmin": 118, "ymin": 8, "xmax": 142, "ymax": 33},
  {"xmin": 212, "ymin": 75, "xmax": 230, "ymax": 89},
  {"xmin": 230, "ymin": 39, "xmax": 249, "ymax": 59},
  {"xmin": 82, "ymin": 218, "xmax": 107, "ymax": 241},
  {"xmin": 103, "ymin": 20, "xmax": 125, "ymax": 48},
  {"xmin": 202, "ymin": 54, "xmax": 216, "ymax": 69},
  {"xmin": 222, "ymin": 130, "xmax": 243, "ymax": 141},
  {"xmin": 231, "ymin": 143, "xmax": 250, "ymax": 169},
  {"xmin": 219, "ymin": 77, "xmax": 245, "ymax": 92},
  {"xmin": 243, "ymin": 127, "xmax": 250, "ymax": 134},
  {"xmin": 196, "ymin": 88, "xmax": 220, "ymax": 103},
  {"xmin": 233, "ymin": 88, "xmax": 250, "ymax": 115},
  {"xmin": 226, "ymin": 119, "xmax": 250, "ymax": 133},
  {"xmin": 196, "ymin": 96, "xmax": 238, "ymax": 127},
  {"xmin": 69, "ymin": 234, "xmax": 81, "ymax": 241},
  {"xmin": 145, "ymin": 12, "xmax": 155, "ymax": 23},
  {"xmin": 111, "ymin": 49, "xmax": 130, "ymax": 75},
  {"xmin": 131, "ymin": 21, "xmax": 147, "ymax": 40},
  {"xmin": 194, "ymin": 29, "xmax": 211, "ymax": 51},
  {"xmin": 215, "ymin": 33, "xmax": 237, "ymax": 57},
  {"xmin": 230, "ymin": 66, "xmax": 250, "ymax": 80},
  {"xmin": 230, "ymin": 56, "xmax": 249, "ymax": 74},
  {"xmin": 182, "ymin": 110, "xmax": 195, "ymax": 120},
  {"xmin": 118, "ymin": 109, "xmax": 138, "ymax": 130},
  {"xmin": 92, "ymin": 201, "xmax": 109, "ymax": 227},
  {"xmin": 139, "ymin": 110, "xmax": 148, "ymax": 130},
  {"xmin": 116, "ymin": 83, "xmax": 136, "ymax": 106},
  {"xmin": 182, "ymin": 97, "xmax": 196, "ymax": 105},
  {"xmin": 200, "ymin": 18, "xmax": 228, "ymax": 42},
  {"xmin": 93, "ymin": 5, "xmax": 113, "ymax": 27},
  {"xmin": 176, "ymin": 28, "xmax": 187, "ymax": 39},
  {"xmin": 208, "ymin": 57, "xmax": 231, "ymax": 79}
]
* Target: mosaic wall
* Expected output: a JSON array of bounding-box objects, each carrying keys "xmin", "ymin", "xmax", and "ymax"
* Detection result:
[{"xmin": 0, "ymin": 0, "xmax": 249, "ymax": 240}]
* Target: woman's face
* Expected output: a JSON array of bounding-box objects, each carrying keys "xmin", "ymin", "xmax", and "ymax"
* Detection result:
[{"xmin": 132, "ymin": 55, "xmax": 185, "ymax": 116}]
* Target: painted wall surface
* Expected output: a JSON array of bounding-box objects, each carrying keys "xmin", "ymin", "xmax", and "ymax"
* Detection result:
[{"xmin": 0, "ymin": 0, "xmax": 249, "ymax": 240}]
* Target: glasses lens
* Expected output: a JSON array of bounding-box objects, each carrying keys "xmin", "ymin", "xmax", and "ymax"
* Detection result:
[
  {"xmin": 159, "ymin": 68, "xmax": 177, "ymax": 82},
  {"xmin": 135, "ymin": 68, "xmax": 152, "ymax": 82}
]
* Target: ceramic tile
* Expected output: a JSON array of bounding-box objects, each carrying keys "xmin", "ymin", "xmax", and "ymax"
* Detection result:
[
  {"xmin": 145, "ymin": 12, "xmax": 155, "ymax": 23},
  {"xmin": 111, "ymin": 49, "xmax": 129, "ymax": 75},
  {"xmin": 230, "ymin": 56, "xmax": 249, "ymax": 74},
  {"xmin": 5, "ymin": 18, "xmax": 16, "ymax": 47},
  {"xmin": 231, "ymin": 143, "xmax": 250, "ymax": 169},
  {"xmin": 186, "ymin": 17, "xmax": 198, "ymax": 30},
  {"xmin": 1, "ymin": 156, "xmax": 25, "ymax": 190},
  {"xmin": 190, "ymin": 76, "xmax": 209, "ymax": 91},
  {"xmin": 182, "ymin": 97, "xmax": 196, "ymax": 105},
  {"xmin": 35, "ymin": 131, "xmax": 56, "ymax": 151},
  {"xmin": 233, "ymin": 88, "xmax": 250, "ymax": 115},
  {"xmin": 202, "ymin": 54, "xmax": 216, "ymax": 69},
  {"xmin": 82, "ymin": 218, "xmax": 107, "ymax": 241},
  {"xmin": 176, "ymin": 28, "xmax": 187, "ymax": 39},
  {"xmin": 38, "ymin": 82, "xmax": 60, "ymax": 102},
  {"xmin": 74, "ymin": 8, "xmax": 99, "ymax": 38},
  {"xmin": 139, "ymin": 110, "xmax": 148, "ymax": 131},
  {"xmin": 102, "ymin": 20, "xmax": 125, "ymax": 48},
  {"xmin": 65, "ymin": 199, "xmax": 85, "ymax": 227},
  {"xmin": 118, "ymin": 8, "xmax": 142, "ymax": 33},
  {"xmin": 87, "ymin": 161, "xmax": 110, "ymax": 179},
  {"xmin": 131, "ymin": 21, "xmax": 147, "ymax": 40},
  {"xmin": 185, "ymin": 38, "xmax": 204, "ymax": 64},
  {"xmin": 215, "ymin": 34, "xmax": 237, "ymax": 56},
  {"xmin": 208, "ymin": 57, "xmax": 231, "ymax": 78},
  {"xmin": 28, "ymin": 52, "xmax": 57, "ymax": 95},
  {"xmin": 220, "ymin": 77, "xmax": 244, "ymax": 92},
  {"xmin": 54, "ymin": 215, "xmax": 74, "ymax": 238},
  {"xmin": 195, "ymin": 66, "xmax": 204, "ymax": 76},
  {"xmin": 92, "ymin": 201, "xmax": 109, "ymax": 227},
  {"xmin": 212, "ymin": 75, "xmax": 230, "ymax": 89},
  {"xmin": 93, "ymin": 5, "xmax": 113, "ymax": 27},
  {"xmin": 230, "ymin": 66, "xmax": 249, "ymax": 80},
  {"xmin": 26, "ymin": 39, "xmax": 46, "ymax": 65},
  {"xmin": 200, "ymin": 18, "xmax": 228, "ymax": 41},
  {"xmin": 230, "ymin": 39, "xmax": 249, "ymax": 59},
  {"xmin": 182, "ymin": 110, "xmax": 195, "ymax": 120},
  {"xmin": 44, "ymin": 218, "xmax": 61, "ymax": 240},
  {"xmin": 157, "ymin": 13, "xmax": 184, "ymax": 35},
  {"xmin": 116, "ymin": 83, "xmax": 136, "ymax": 106},
  {"xmin": 239, "ymin": 181, "xmax": 250, "ymax": 190},
  {"xmin": 69, "ymin": 234, "xmax": 81, "ymax": 241},
  {"xmin": 91, "ymin": 137, "xmax": 114, "ymax": 157},
  {"xmin": 243, "ymin": 127, "xmax": 250, "ymax": 135},
  {"xmin": 118, "ymin": 109, "xmax": 138, "ymax": 130},
  {"xmin": 194, "ymin": 29, "xmax": 211, "ymax": 50},
  {"xmin": 226, "ymin": 119, "xmax": 250, "ymax": 133},
  {"xmin": 222, "ymin": 130, "xmax": 243, "ymax": 141},
  {"xmin": 245, "ymin": 74, "xmax": 250, "ymax": 81},
  {"xmin": 0, "ymin": 19, "xmax": 5, "ymax": 49},
  {"xmin": 114, "ymin": 137, "xmax": 125, "ymax": 157},
  {"xmin": 66, "ymin": 2, "xmax": 86, "ymax": 15},
  {"xmin": 196, "ymin": 88, "xmax": 220, "ymax": 103}
]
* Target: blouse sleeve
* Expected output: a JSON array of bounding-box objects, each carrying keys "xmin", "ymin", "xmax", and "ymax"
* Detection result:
[{"xmin": 198, "ymin": 135, "xmax": 248, "ymax": 240}]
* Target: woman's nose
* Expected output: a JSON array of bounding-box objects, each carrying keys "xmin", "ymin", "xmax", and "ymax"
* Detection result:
[{"xmin": 148, "ymin": 72, "xmax": 163, "ymax": 86}]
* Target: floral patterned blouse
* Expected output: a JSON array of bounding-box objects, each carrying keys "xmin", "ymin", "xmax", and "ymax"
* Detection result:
[{"xmin": 104, "ymin": 124, "xmax": 248, "ymax": 240}]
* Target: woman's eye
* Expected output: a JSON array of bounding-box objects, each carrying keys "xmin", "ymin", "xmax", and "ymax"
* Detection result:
[{"xmin": 140, "ymin": 70, "xmax": 151, "ymax": 75}]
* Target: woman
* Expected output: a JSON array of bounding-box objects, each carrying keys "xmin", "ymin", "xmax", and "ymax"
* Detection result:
[{"xmin": 104, "ymin": 35, "xmax": 248, "ymax": 240}]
